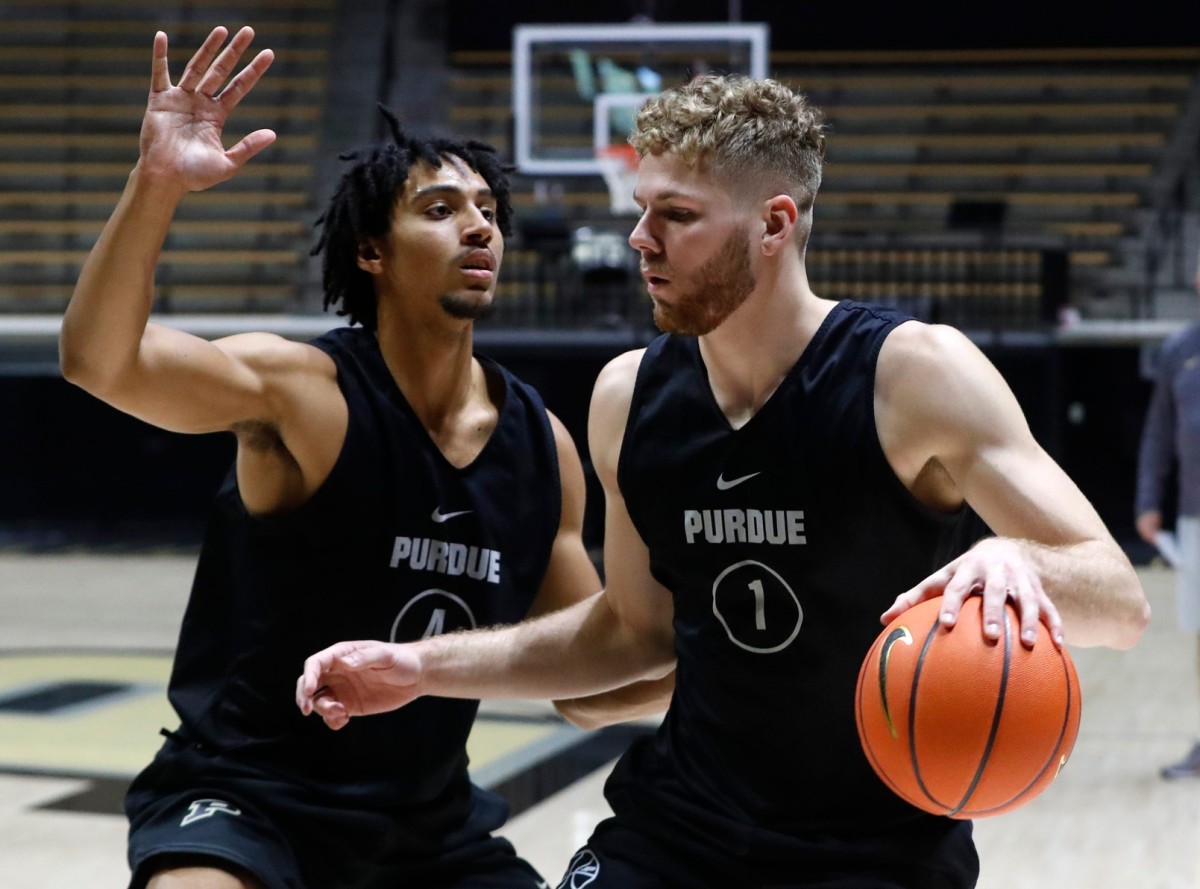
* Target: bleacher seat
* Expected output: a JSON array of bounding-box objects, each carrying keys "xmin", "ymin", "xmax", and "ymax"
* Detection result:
[{"xmin": 0, "ymin": 0, "xmax": 334, "ymax": 315}]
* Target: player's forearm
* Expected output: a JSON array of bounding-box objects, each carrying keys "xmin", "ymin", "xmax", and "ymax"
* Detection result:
[
  {"xmin": 418, "ymin": 590, "xmax": 674, "ymax": 701},
  {"xmin": 554, "ymin": 671, "xmax": 675, "ymax": 730},
  {"xmin": 60, "ymin": 165, "xmax": 186, "ymax": 393},
  {"xmin": 1018, "ymin": 537, "xmax": 1150, "ymax": 649}
]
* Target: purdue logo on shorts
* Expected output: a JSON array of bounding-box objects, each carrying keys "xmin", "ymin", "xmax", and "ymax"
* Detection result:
[
  {"xmin": 180, "ymin": 798, "xmax": 242, "ymax": 827},
  {"xmin": 557, "ymin": 849, "xmax": 600, "ymax": 888}
]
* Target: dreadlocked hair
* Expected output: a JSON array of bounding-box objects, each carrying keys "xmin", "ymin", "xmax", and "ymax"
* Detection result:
[{"xmin": 309, "ymin": 104, "xmax": 514, "ymax": 330}]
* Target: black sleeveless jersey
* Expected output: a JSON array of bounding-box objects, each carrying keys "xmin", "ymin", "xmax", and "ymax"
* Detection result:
[
  {"xmin": 611, "ymin": 301, "xmax": 983, "ymax": 842},
  {"xmin": 164, "ymin": 326, "xmax": 560, "ymax": 817}
]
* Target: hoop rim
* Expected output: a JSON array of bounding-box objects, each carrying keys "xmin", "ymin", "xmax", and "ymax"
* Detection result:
[{"xmin": 595, "ymin": 143, "xmax": 639, "ymax": 171}]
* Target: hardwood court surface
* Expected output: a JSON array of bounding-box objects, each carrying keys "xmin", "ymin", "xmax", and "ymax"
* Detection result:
[{"xmin": 0, "ymin": 552, "xmax": 1196, "ymax": 888}]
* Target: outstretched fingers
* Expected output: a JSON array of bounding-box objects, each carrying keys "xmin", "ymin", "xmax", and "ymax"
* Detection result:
[
  {"xmin": 196, "ymin": 26, "xmax": 258, "ymax": 98},
  {"xmin": 217, "ymin": 47, "xmax": 275, "ymax": 113},
  {"xmin": 149, "ymin": 31, "xmax": 171, "ymax": 93},
  {"xmin": 225, "ymin": 127, "xmax": 277, "ymax": 170},
  {"xmin": 175, "ymin": 26, "xmax": 230, "ymax": 93}
]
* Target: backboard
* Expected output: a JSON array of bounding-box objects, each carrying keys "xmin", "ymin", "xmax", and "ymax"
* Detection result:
[{"xmin": 512, "ymin": 22, "xmax": 770, "ymax": 176}]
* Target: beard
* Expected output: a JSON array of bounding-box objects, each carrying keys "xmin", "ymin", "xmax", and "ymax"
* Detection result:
[
  {"xmin": 439, "ymin": 291, "xmax": 496, "ymax": 321},
  {"xmin": 649, "ymin": 225, "xmax": 757, "ymax": 336}
]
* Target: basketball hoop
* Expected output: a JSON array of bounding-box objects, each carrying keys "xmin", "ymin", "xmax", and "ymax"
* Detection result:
[{"xmin": 595, "ymin": 144, "xmax": 640, "ymax": 217}]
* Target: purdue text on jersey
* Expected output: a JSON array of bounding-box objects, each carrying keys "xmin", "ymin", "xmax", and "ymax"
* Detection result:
[
  {"xmin": 682, "ymin": 508, "xmax": 806, "ymax": 545},
  {"xmin": 390, "ymin": 535, "xmax": 501, "ymax": 584}
]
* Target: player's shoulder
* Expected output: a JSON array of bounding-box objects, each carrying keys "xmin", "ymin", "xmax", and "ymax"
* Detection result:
[
  {"xmin": 216, "ymin": 330, "xmax": 322, "ymax": 362},
  {"xmin": 600, "ymin": 346, "xmax": 648, "ymax": 377},
  {"xmin": 216, "ymin": 330, "xmax": 337, "ymax": 380},
  {"xmin": 880, "ymin": 319, "xmax": 979, "ymax": 375},
  {"xmin": 876, "ymin": 321, "xmax": 1008, "ymax": 429},
  {"xmin": 588, "ymin": 348, "xmax": 646, "ymax": 464},
  {"xmin": 593, "ymin": 347, "xmax": 647, "ymax": 404}
]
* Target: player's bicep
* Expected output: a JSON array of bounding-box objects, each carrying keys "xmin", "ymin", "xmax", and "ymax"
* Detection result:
[
  {"xmin": 880, "ymin": 323, "xmax": 1108, "ymax": 547},
  {"xmin": 929, "ymin": 352, "xmax": 1109, "ymax": 546},
  {"xmin": 958, "ymin": 436, "xmax": 1110, "ymax": 547},
  {"xmin": 584, "ymin": 349, "xmax": 675, "ymax": 655},
  {"xmin": 106, "ymin": 325, "xmax": 305, "ymax": 434},
  {"xmin": 600, "ymin": 483, "xmax": 676, "ymax": 655}
]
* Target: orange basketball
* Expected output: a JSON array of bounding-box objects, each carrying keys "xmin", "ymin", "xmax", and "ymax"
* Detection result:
[{"xmin": 855, "ymin": 595, "xmax": 1081, "ymax": 819}]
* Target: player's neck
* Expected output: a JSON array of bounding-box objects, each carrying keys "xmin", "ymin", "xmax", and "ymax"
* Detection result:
[
  {"xmin": 374, "ymin": 313, "xmax": 486, "ymax": 429},
  {"xmin": 698, "ymin": 272, "xmax": 831, "ymax": 426}
]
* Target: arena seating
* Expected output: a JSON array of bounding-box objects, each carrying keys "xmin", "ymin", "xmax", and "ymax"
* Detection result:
[
  {"xmin": 447, "ymin": 44, "xmax": 1200, "ymax": 329},
  {"xmin": 0, "ymin": 0, "xmax": 332, "ymax": 314},
  {"xmin": 3, "ymin": 6, "xmax": 1197, "ymax": 331}
]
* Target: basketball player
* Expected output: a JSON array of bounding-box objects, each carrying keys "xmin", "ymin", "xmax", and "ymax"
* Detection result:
[
  {"xmin": 1135, "ymin": 250, "xmax": 1200, "ymax": 780},
  {"xmin": 297, "ymin": 76, "xmax": 1151, "ymax": 888},
  {"xmin": 59, "ymin": 27, "xmax": 663, "ymax": 889}
]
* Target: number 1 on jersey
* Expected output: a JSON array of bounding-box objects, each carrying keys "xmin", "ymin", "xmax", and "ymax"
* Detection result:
[{"xmin": 748, "ymin": 579, "xmax": 766, "ymax": 630}]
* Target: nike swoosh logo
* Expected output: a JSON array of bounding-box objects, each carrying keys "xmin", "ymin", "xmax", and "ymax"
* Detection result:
[
  {"xmin": 878, "ymin": 626, "xmax": 913, "ymax": 739},
  {"xmin": 716, "ymin": 471, "xmax": 761, "ymax": 491},
  {"xmin": 431, "ymin": 507, "xmax": 473, "ymax": 523}
]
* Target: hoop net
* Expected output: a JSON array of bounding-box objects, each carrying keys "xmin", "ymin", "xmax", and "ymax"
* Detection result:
[{"xmin": 595, "ymin": 144, "xmax": 640, "ymax": 217}]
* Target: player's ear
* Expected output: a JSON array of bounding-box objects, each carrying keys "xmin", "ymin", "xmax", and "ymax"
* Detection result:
[
  {"xmin": 356, "ymin": 239, "xmax": 383, "ymax": 274},
  {"xmin": 761, "ymin": 194, "xmax": 797, "ymax": 257}
]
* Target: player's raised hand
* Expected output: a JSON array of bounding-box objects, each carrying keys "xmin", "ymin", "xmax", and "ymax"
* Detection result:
[
  {"xmin": 138, "ymin": 26, "xmax": 276, "ymax": 193},
  {"xmin": 296, "ymin": 641, "xmax": 425, "ymax": 731}
]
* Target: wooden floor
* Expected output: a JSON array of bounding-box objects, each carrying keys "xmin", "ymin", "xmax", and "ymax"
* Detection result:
[{"xmin": 0, "ymin": 552, "xmax": 1196, "ymax": 888}]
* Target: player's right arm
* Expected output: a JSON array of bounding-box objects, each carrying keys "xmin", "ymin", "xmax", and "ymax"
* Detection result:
[
  {"xmin": 60, "ymin": 27, "xmax": 288, "ymax": 435},
  {"xmin": 296, "ymin": 349, "xmax": 679, "ymax": 730},
  {"xmin": 60, "ymin": 29, "xmax": 344, "ymax": 512}
]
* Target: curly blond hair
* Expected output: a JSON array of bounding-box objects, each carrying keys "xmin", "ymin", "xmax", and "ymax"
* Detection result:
[{"xmin": 629, "ymin": 75, "xmax": 825, "ymax": 211}]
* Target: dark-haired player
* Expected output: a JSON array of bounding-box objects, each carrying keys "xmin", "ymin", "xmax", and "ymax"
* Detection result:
[{"xmin": 60, "ymin": 27, "xmax": 659, "ymax": 889}]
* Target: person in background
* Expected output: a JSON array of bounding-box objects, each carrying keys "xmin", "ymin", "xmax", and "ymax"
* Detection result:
[{"xmin": 1135, "ymin": 250, "xmax": 1200, "ymax": 781}]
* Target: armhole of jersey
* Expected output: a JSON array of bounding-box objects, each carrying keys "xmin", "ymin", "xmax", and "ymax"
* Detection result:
[
  {"xmin": 527, "ymin": 378, "xmax": 563, "ymax": 540},
  {"xmin": 237, "ymin": 334, "xmax": 353, "ymax": 528},
  {"xmin": 863, "ymin": 313, "xmax": 900, "ymax": 455},
  {"xmin": 870, "ymin": 316, "xmax": 973, "ymax": 530},
  {"xmin": 490, "ymin": 361, "xmax": 563, "ymax": 582}
]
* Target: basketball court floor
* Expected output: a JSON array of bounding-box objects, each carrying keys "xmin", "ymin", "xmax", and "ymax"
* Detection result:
[{"xmin": 0, "ymin": 550, "xmax": 1197, "ymax": 888}]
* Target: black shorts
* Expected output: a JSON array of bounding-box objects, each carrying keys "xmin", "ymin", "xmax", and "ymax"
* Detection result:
[
  {"xmin": 126, "ymin": 731, "xmax": 547, "ymax": 889},
  {"xmin": 555, "ymin": 801, "xmax": 979, "ymax": 889}
]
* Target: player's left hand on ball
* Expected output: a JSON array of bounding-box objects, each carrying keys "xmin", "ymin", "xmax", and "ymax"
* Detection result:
[{"xmin": 880, "ymin": 537, "xmax": 1064, "ymax": 649}]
